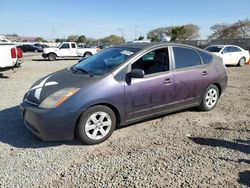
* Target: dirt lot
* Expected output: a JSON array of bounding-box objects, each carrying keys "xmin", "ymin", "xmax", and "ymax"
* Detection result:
[{"xmin": 0, "ymin": 53, "xmax": 249, "ymax": 187}]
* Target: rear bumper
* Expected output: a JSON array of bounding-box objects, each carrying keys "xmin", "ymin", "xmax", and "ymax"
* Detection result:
[{"xmin": 20, "ymin": 102, "xmax": 82, "ymax": 141}]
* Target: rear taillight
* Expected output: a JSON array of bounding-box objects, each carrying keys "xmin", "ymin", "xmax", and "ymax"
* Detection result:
[
  {"xmin": 17, "ymin": 48, "xmax": 23, "ymax": 58},
  {"xmin": 11, "ymin": 48, "xmax": 17, "ymax": 58}
]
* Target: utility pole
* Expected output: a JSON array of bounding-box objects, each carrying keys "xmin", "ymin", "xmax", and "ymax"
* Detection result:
[
  {"xmin": 118, "ymin": 28, "xmax": 124, "ymax": 39},
  {"xmin": 135, "ymin": 25, "xmax": 138, "ymax": 40},
  {"xmin": 52, "ymin": 27, "xmax": 55, "ymax": 41}
]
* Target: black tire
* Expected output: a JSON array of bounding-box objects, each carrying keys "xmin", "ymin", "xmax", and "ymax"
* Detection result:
[
  {"xmin": 48, "ymin": 53, "xmax": 56, "ymax": 61},
  {"xmin": 199, "ymin": 84, "xmax": 219, "ymax": 111},
  {"xmin": 238, "ymin": 57, "xmax": 246, "ymax": 67},
  {"xmin": 76, "ymin": 105, "xmax": 116, "ymax": 145},
  {"xmin": 84, "ymin": 52, "xmax": 92, "ymax": 57}
]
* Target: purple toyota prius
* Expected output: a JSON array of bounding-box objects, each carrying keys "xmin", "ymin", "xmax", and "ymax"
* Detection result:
[{"xmin": 20, "ymin": 43, "xmax": 227, "ymax": 144}]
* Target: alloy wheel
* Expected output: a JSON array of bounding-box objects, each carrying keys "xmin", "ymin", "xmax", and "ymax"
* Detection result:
[
  {"xmin": 205, "ymin": 88, "xmax": 218, "ymax": 109},
  {"xmin": 84, "ymin": 111, "xmax": 112, "ymax": 140}
]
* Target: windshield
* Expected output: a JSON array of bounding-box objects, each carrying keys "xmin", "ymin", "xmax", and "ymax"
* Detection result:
[
  {"xmin": 73, "ymin": 47, "xmax": 139, "ymax": 76},
  {"xmin": 205, "ymin": 46, "xmax": 223, "ymax": 53}
]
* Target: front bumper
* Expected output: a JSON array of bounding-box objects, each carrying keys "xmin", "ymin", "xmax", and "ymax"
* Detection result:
[{"xmin": 20, "ymin": 101, "xmax": 82, "ymax": 141}]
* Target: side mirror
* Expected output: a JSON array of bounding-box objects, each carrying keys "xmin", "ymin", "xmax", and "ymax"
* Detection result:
[
  {"xmin": 221, "ymin": 51, "xmax": 224, "ymax": 54},
  {"xmin": 129, "ymin": 69, "xmax": 144, "ymax": 78}
]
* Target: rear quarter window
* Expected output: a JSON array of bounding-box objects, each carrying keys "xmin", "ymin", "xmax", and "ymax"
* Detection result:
[{"xmin": 198, "ymin": 50, "xmax": 213, "ymax": 64}]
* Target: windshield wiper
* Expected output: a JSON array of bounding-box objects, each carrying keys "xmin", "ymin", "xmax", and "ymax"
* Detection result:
[{"xmin": 70, "ymin": 66, "xmax": 93, "ymax": 77}]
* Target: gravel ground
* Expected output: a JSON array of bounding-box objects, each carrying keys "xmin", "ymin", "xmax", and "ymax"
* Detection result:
[{"xmin": 0, "ymin": 53, "xmax": 249, "ymax": 187}]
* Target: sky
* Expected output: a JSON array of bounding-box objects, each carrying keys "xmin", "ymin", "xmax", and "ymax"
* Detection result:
[{"xmin": 0, "ymin": 0, "xmax": 249, "ymax": 41}]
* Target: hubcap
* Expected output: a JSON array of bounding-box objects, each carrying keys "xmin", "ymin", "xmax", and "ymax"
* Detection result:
[
  {"xmin": 205, "ymin": 88, "xmax": 218, "ymax": 109},
  {"xmin": 240, "ymin": 58, "xmax": 245, "ymax": 66},
  {"xmin": 85, "ymin": 112, "xmax": 112, "ymax": 140}
]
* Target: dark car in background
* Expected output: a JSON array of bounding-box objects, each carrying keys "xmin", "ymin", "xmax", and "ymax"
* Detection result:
[
  {"xmin": 18, "ymin": 44, "xmax": 43, "ymax": 52},
  {"xmin": 34, "ymin": 43, "xmax": 49, "ymax": 49},
  {"xmin": 20, "ymin": 43, "xmax": 227, "ymax": 145}
]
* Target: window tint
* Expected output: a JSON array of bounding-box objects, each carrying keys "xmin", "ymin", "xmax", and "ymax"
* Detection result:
[
  {"xmin": 223, "ymin": 46, "xmax": 241, "ymax": 53},
  {"xmin": 229, "ymin": 46, "xmax": 241, "ymax": 52},
  {"xmin": 71, "ymin": 43, "xmax": 76, "ymax": 48},
  {"xmin": 198, "ymin": 50, "xmax": 213, "ymax": 64},
  {"xmin": 132, "ymin": 48, "xmax": 169, "ymax": 75},
  {"xmin": 205, "ymin": 46, "xmax": 222, "ymax": 52},
  {"xmin": 173, "ymin": 47, "xmax": 201, "ymax": 69},
  {"xmin": 142, "ymin": 51, "xmax": 155, "ymax": 61},
  {"xmin": 60, "ymin": 43, "xmax": 70, "ymax": 49},
  {"xmin": 74, "ymin": 48, "xmax": 138, "ymax": 76}
]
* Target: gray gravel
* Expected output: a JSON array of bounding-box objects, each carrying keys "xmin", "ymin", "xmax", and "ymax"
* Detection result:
[{"xmin": 0, "ymin": 53, "xmax": 249, "ymax": 187}]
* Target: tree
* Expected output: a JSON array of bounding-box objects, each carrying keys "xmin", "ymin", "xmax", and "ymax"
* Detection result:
[
  {"xmin": 209, "ymin": 23, "xmax": 241, "ymax": 39},
  {"xmin": 100, "ymin": 35, "xmax": 125, "ymax": 45},
  {"xmin": 77, "ymin": 35, "xmax": 86, "ymax": 43},
  {"xmin": 180, "ymin": 24, "xmax": 200, "ymax": 40},
  {"xmin": 67, "ymin": 35, "xmax": 78, "ymax": 42},
  {"xmin": 34, "ymin": 37, "xmax": 46, "ymax": 42},
  {"xmin": 234, "ymin": 19, "xmax": 250, "ymax": 38},
  {"xmin": 147, "ymin": 24, "xmax": 199, "ymax": 42},
  {"xmin": 137, "ymin": 35, "xmax": 144, "ymax": 40},
  {"xmin": 170, "ymin": 26, "xmax": 185, "ymax": 41},
  {"xmin": 147, "ymin": 27, "xmax": 172, "ymax": 42},
  {"xmin": 55, "ymin": 38, "xmax": 66, "ymax": 43}
]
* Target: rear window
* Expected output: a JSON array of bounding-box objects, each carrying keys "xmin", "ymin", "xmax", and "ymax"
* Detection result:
[
  {"xmin": 205, "ymin": 46, "xmax": 222, "ymax": 52},
  {"xmin": 198, "ymin": 50, "xmax": 213, "ymax": 64}
]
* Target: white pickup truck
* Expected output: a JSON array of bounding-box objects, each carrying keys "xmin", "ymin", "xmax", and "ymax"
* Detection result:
[
  {"xmin": 42, "ymin": 42, "xmax": 99, "ymax": 61},
  {"xmin": 0, "ymin": 45, "xmax": 18, "ymax": 71}
]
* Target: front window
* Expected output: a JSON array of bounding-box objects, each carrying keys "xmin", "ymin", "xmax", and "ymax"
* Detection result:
[
  {"xmin": 132, "ymin": 48, "xmax": 169, "ymax": 75},
  {"xmin": 205, "ymin": 46, "xmax": 223, "ymax": 53},
  {"xmin": 60, "ymin": 43, "xmax": 70, "ymax": 49},
  {"xmin": 72, "ymin": 48, "xmax": 139, "ymax": 76}
]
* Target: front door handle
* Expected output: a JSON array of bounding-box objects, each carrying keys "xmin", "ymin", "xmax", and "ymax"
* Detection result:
[
  {"xmin": 202, "ymin": 71, "xmax": 208, "ymax": 76},
  {"xmin": 163, "ymin": 78, "xmax": 172, "ymax": 85}
]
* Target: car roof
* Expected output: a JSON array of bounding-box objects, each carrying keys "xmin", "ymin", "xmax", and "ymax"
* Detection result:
[
  {"xmin": 113, "ymin": 42, "xmax": 200, "ymax": 50},
  {"xmin": 208, "ymin": 45, "xmax": 241, "ymax": 48}
]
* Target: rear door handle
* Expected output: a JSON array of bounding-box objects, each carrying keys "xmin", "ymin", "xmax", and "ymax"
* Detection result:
[
  {"xmin": 202, "ymin": 71, "xmax": 208, "ymax": 76},
  {"xmin": 163, "ymin": 78, "xmax": 172, "ymax": 85}
]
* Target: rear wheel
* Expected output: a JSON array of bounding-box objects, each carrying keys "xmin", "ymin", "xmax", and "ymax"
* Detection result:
[
  {"xmin": 48, "ymin": 53, "xmax": 56, "ymax": 61},
  {"xmin": 76, "ymin": 105, "xmax": 116, "ymax": 145},
  {"xmin": 199, "ymin": 84, "xmax": 219, "ymax": 111},
  {"xmin": 84, "ymin": 52, "xmax": 92, "ymax": 57},
  {"xmin": 238, "ymin": 57, "xmax": 246, "ymax": 67}
]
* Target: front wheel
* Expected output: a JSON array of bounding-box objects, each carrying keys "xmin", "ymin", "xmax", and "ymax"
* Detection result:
[
  {"xmin": 48, "ymin": 53, "xmax": 56, "ymax": 61},
  {"xmin": 199, "ymin": 84, "xmax": 219, "ymax": 111},
  {"xmin": 238, "ymin": 57, "xmax": 246, "ymax": 67},
  {"xmin": 76, "ymin": 105, "xmax": 116, "ymax": 145}
]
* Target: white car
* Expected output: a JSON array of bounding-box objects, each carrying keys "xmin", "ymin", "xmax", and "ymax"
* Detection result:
[
  {"xmin": 42, "ymin": 42, "xmax": 99, "ymax": 61},
  {"xmin": 205, "ymin": 45, "xmax": 250, "ymax": 66},
  {"xmin": 0, "ymin": 45, "xmax": 18, "ymax": 70}
]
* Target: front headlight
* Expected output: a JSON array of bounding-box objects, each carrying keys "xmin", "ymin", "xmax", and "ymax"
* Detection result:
[{"xmin": 39, "ymin": 88, "xmax": 80, "ymax": 109}]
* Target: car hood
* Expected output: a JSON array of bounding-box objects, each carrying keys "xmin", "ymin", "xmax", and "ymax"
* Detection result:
[{"xmin": 25, "ymin": 69, "xmax": 101, "ymax": 104}]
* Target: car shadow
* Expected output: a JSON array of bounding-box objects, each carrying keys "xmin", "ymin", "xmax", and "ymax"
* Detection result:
[
  {"xmin": 116, "ymin": 107, "xmax": 200, "ymax": 130},
  {"xmin": 188, "ymin": 137, "xmax": 250, "ymax": 154},
  {"xmin": 238, "ymin": 171, "xmax": 250, "ymax": 187},
  {"xmin": 0, "ymin": 73, "xmax": 9, "ymax": 79},
  {"xmin": 32, "ymin": 58, "xmax": 79, "ymax": 62},
  {"xmin": 189, "ymin": 137, "xmax": 250, "ymax": 187},
  {"xmin": 0, "ymin": 105, "xmax": 82, "ymax": 148}
]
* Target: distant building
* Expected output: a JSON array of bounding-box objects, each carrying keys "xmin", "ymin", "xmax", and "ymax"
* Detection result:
[{"xmin": 19, "ymin": 36, "xmax": 38, "ymax": 42}]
